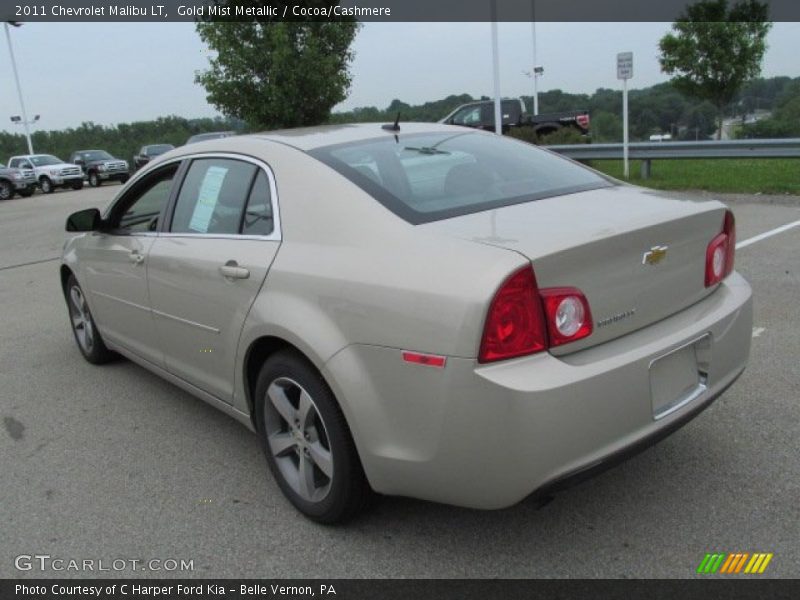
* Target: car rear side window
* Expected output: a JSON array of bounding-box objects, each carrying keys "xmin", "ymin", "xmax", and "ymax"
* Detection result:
[
  {"xmin": 170, "ymin": 159, "xmax": 257, "ymax": 235},
  {"xmin": 309, "ymin": 132, "xmax": 612, "ymax": 224},
  {"xmin": 241, "ymin": 170, "xmax": 274, "ymax": 236}
]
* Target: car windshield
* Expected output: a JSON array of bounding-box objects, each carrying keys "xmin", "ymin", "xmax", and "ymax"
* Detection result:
[
  {"xmin": 146, "ymin": 144, "xmax": 174, "ymax": 156},
  {"xmin": 309, "ymin": 132, "xmax": 612, "ymax": 224},
  {"xmin": 80, "ymin": 150, "xmax": 114, "ymax": 161},
  {"xmin": 30, "ymin": 155, "xmax": 63, "ymax": 166}
]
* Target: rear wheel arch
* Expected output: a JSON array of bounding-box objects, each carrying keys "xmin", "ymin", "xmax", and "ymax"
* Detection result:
[{"xmin": 244, "ymin": 336, "xmax": 325, "ymax": 431}]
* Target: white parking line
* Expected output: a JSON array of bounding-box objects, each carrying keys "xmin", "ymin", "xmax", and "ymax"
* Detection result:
[
  {"xmin": 752, "ymin": 327, "xmax": 766, "ymax": 338},
  {"xmin": 737, "ymin": 220, "xmax": 800, "ymax": 249}
]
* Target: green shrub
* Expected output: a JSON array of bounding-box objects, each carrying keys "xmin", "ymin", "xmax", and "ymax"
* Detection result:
[{"xmin": 506, "ymin": 126, "xmax": 588, "ymax": 146}]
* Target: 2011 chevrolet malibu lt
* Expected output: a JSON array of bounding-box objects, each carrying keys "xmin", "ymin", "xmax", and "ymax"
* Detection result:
[{"xmin": 60, "ymin": 123, "xmax": 752, "ymax": 523}]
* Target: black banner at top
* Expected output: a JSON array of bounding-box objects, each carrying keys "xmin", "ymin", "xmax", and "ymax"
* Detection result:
[{"xmin": 3, "ymin": 0, "xmax": 800, "ymax": 22}]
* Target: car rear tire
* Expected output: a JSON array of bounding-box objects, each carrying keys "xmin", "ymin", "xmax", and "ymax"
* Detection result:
[
  {"xmin": 255, "ymin": 350, "xmax": 373, "ymax": 524},
  {"xmin": 88, "ymin": 172, "xmax": 100, "ymax": 187},
  {"xmin": 71, "ymin": 181, "xmax": 84, "ymax": 190},
  {"xmin": 17, "ymin": 189, "xmax": 34, "ymax": 198},
  {"xmin": 65, "ymin": 275, "xmax": 115, "ymax": 365},
  {"xmin": 0, "ymin": 180, "xmax": 13, "ymax": 200},
  {"xmin": 39, "ymin": 176, "xmax": 53, "ymax": 194},
  {"xmin": 120, "ymin": 175, "xmax": 129, "ymax": 184}
]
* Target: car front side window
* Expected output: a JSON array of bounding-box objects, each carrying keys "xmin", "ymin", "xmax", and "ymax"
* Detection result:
[
  {"xmin": 109, "ymin": 165, "xmax": 178, "ymax": 233},
  {"xmin": 453, "ymin": 107, "xmax": 481, "ymax": 126},
  {"xmin": 170, "ymin": 158, "xmax": 258, "ymax": 235}
]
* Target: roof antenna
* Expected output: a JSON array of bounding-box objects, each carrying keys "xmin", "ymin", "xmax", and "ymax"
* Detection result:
[{"xmin": 382, "ymin": 112, "xmax": 401, "ymax": 132}]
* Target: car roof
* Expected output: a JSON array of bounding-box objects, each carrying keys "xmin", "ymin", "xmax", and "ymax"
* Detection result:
[{"xmin": 249, "ymin": 122, "xmax": 467, "ymax": 152}]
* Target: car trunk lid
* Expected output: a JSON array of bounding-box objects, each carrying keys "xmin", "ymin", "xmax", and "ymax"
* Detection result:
[{"xmin": 421, "ymin": 185, "xmax": 728, "ymax": 354}]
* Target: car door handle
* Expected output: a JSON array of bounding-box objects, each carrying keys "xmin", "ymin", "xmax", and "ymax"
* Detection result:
[
  {"xmin": 129, "ymin": 251, "xmax": 145, "ymax": 265},
  {"xmin": 219, "ymin": 262, "xmax": 250, "ymax": 280}
]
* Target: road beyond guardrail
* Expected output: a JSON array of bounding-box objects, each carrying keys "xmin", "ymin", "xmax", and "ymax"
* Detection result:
[{"xmin": 547, "ymin": 138, "xmax": 800, "ymax": 178}]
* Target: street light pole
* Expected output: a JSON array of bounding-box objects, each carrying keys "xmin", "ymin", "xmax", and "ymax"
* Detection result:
[
  {"xmin": 530, "ymin": 2, "xmax": 539, "ymax": 116},
  {"xmin": 4, "ymin": 22, "xmax": 34, "ymax": 154},
  {"xmin": 490, "ymin": 1, "xmax": 502, "ymax": 135}
]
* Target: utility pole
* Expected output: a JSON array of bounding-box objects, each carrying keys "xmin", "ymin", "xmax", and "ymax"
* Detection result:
[{"xmin": 4, "ymin": 22, "xmax": 34, "ymax": 154}]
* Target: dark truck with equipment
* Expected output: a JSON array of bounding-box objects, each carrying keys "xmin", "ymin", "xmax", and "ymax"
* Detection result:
[
  {"xmin": 0, "ymin": 162, "xmax": 37, "ymax": 200},
  {"xmin": 439, "ymin": 98, "xmax": 590, "ymax": 138}
]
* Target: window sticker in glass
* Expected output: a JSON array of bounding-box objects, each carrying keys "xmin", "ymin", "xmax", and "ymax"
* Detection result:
[{"xmin": 189, "ymin": 166, "xmax": 228, "ymax": 233}]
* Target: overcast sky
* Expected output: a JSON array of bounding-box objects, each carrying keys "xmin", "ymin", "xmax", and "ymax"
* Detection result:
[{"xmin": 1, "ymin": 21, "xmax": 798, "ymax": 134}]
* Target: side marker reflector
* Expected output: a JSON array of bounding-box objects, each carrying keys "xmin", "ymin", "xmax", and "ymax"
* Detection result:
[{"xmin": 402, "ymin": 351, "xmax": 446, "ymax": 368}]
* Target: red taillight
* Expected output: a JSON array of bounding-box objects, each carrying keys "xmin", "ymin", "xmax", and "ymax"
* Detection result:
[
  {"xmin": 576, "ymin": 114, "xmax": 590, "ymax": 129},
  {"xmin": 705, "ymin": 210, "xmax": 736, "ymax": 287},
  {"xmin": 479, "ymin": 267, "xmax": 593, "ymax": 363},
  {"xmin": 539, "ymin": 288, "xmax": 593, "ymax": 347},
  {"xmin": 478, "ymin": 266, "xmax": 547, "ymax": 363}
]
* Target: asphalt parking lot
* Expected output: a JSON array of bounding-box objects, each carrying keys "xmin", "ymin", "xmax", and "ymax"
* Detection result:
[{"xmin": 1, "ymin": 184, "xmax": 798, "ymax": 579}]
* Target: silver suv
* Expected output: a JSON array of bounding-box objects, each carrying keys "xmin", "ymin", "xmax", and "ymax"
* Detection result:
[{"xmin": 0, "ymin": 162, "xmax": 37, "ymax": 199}]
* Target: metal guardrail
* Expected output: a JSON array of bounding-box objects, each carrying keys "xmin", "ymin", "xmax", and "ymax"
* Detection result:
[{"xmin": 547, "ymin": 138, "xmax": 800, "ymax": 178}]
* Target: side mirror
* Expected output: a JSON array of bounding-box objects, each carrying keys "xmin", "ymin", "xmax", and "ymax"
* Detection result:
[{"xmin": 66, "ymin": 208, "xmax": 103, "ymax": 232}]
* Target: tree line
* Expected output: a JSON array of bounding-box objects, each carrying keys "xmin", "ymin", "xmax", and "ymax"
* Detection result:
[
  {"xmin": 0, "ymin": 116, "xmax": 245, "ymax": 166},
  {"xmin": 1, "ymin": 75, "xmax": 797, "ymax": 164},
  {"xmin": 330, "ymin": 75, "xmax": 800, "ymax": 142}
]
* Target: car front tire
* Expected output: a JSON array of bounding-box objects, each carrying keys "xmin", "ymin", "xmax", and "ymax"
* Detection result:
[
  {"xmin": 255, "ymin": 350, "xmax": 373, "ymax": 524},
  {"xmin": 39, "ymin": 176, "xmax": 53, "ymax": 194},
  {"xmin": 0, "ymin": 180, "xmax": 14, "ymax": 200},
  {"xmin": 65, "ymin": 275, "xmax": 115, "ymax": 364}
]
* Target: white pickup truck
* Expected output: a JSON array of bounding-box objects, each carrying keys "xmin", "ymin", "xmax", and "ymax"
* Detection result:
[{"xmin": 7, "ymin": 154, "xmax": 84, "ymax": 194}]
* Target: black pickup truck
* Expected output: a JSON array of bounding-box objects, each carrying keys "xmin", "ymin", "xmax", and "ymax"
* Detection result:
[
  {"xmin": 70, "ymin": 150, "xmax": 130, "ymax": 187},
  {"xmin": 439, "ymin": 98, "xmax": 590, "ymax": 137}
]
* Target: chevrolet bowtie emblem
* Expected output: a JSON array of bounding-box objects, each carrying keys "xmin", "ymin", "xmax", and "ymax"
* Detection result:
[{"xmin": 643, "ymin": 245, "xmax": 668, "ymax": 265}]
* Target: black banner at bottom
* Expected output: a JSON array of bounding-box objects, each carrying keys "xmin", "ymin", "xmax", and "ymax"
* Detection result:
[{"xmin": 2, "ymin": 579, "xmax": 800, "ymax": 600}]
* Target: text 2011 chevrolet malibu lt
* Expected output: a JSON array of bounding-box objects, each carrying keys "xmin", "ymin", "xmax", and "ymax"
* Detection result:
[{"xmin": 61, "ymin": 124, "xmax": 752, "ymax": 523}]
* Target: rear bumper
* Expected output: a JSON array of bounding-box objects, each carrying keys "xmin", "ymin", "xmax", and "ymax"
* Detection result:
[
  {"xmin": 529, "ymin": 367, "xmax": 743, "ymax": 501},
  {"xmin": 323, "ymin": 272, "xmax": 752, "ymax": 509}
]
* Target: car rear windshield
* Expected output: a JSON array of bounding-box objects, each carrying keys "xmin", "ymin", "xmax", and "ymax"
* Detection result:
[{"xmin": 309, "ymin": 132, "xmax": 613, "ymax": 224}]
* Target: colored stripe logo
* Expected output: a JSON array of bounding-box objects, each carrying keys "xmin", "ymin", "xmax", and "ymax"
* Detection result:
[{"xmin": 697, "ymin": 552, "xmax": 773, "ymax": 574}]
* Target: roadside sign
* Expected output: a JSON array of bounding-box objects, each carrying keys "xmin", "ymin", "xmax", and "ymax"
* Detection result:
[
  {"xmin": 617, "ymin": 52, "xmax": 633, "ymax": 179},
  {"xmin": 617, "ymin": 52, "xmax": 633, "ymax": 80}
]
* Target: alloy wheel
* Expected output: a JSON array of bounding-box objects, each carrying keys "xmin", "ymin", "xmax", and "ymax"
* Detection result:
[
  {"xmin": 68, "ymin": 285, "xmax": 94, "ymax": 354},
  {"xmin": 264, "ymin": 377, "xmax": 334, "ymax": 503}
]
